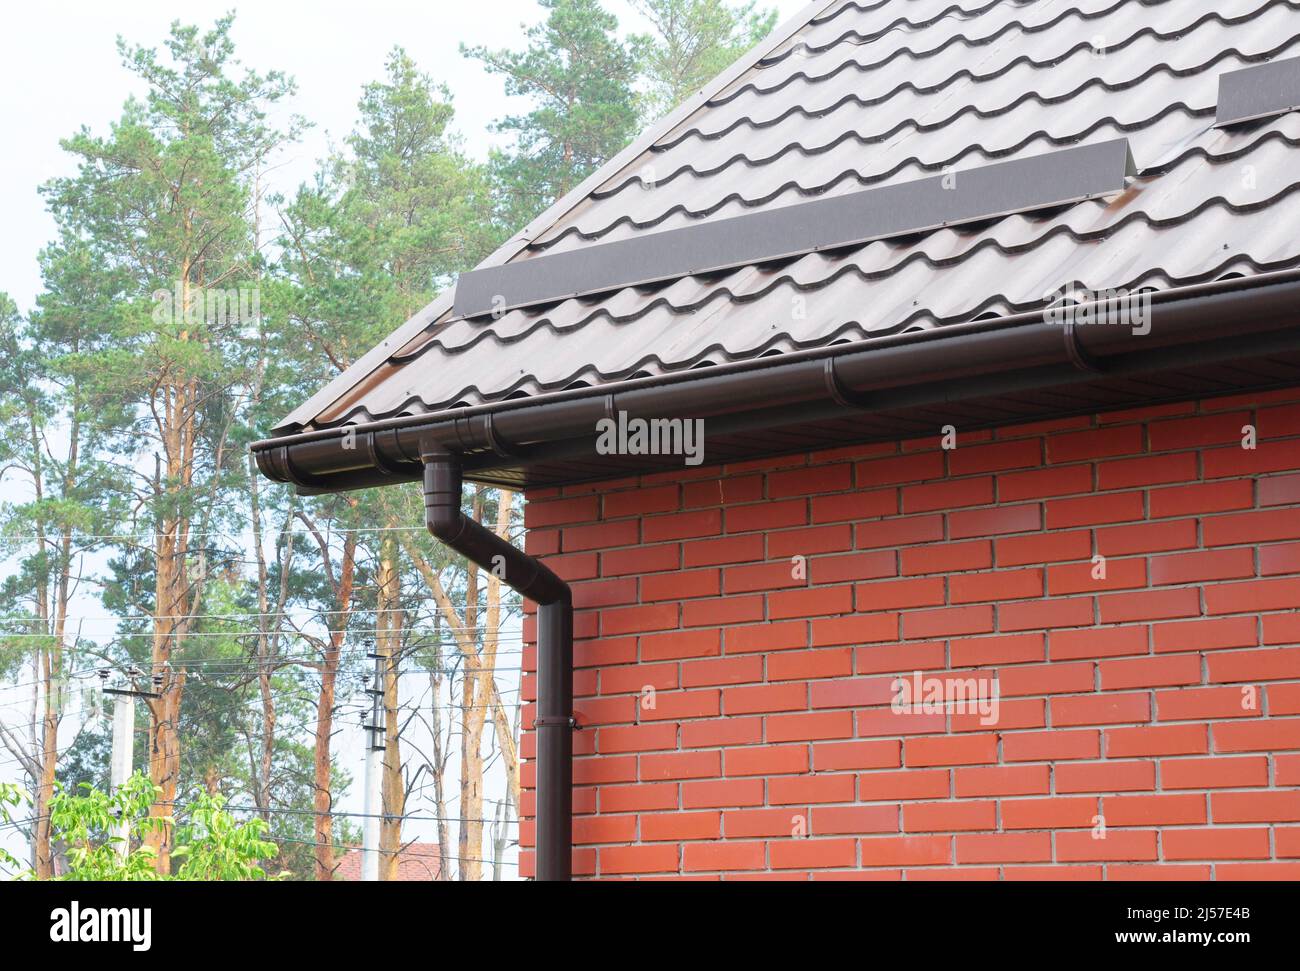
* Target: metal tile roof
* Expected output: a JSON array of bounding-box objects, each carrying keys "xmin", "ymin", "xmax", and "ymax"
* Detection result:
[{"xmin": 275, "ymin": 0, "xmax": 1300, "ymax": 435}]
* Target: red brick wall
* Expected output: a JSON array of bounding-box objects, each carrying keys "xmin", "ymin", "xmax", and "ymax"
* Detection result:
[{"xmin": 516, "ymin": 387, "xmax": 1300, "ymax": 879}]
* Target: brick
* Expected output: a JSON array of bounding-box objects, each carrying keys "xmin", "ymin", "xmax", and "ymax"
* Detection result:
[
  {"xmin": 563, "ymin": 520, "xmax": 638, "ymax": 552},
  {"xmin": 1000, "ymin": 465, "xmax": 1092, "ymax": 501},
  {"xmin": 1057, "ymin": 829, "xmax": 1157, "ymax": 862},
  {"xmin": 860, "ymin": 769, "xmax": 951, "ymax": 800},
  {"xmin": 1260, "ymin": 542, "xmax": 1300, "ymax": 576},
  {"xmin": 956, "ymin": 832, "xmax": 1051, "ymax": 864},
  {"xmin": 768, "ymin": 774, "xmax": 854, "ymax": 805},
  {"xmin": 769, "ymin": 838, "xmax": 857, "ymax": 869},
  {"xmin": 767, "ymin": 648, "xmax": 853, "ymax": 681},
  {"xmin": 768, "ymin": 463, "xmax": 851, "ymax": 498},
  {"xmin": 766, "ymin": 711, "xmax": 854, "ymax": 743},
  {"xmin": 639, "ymin": 689, "xmax": 720, "ymax": 722},
  {"xmin": 724, "ymin": 745, "xmax": 809, "ymax": 777},
  {"xmin": 725, "ymin": 808, "xmax": 808, "ymax": 838},
  {"xmin": 1211, "ymin": 790, "xmax": 1300, "ymax": 823},
  {"xmin": 682, "ymin": 595, "xmax": 764, "ymax": 628},
  {"xmin": 640, "ymin": 811, "xmax": 720, "ymax": 842},
  {"xmin": 1047, "ymin": 425, "xmax": 1142, "ymax": 463},
  {"xmin": 856, "ymin": 515, "xmax": 944, "ymax": 549},
  {"xmin": 682, "ymin": 779, "xmax": 764, "ymax": 809},
  {"xmin": 1162, "ymin": 756, "xmax": 1268, "ymax": 789},
  {"xmin": 859, "ymin": 835, "xmax": 952, "ymax": 867},
  {"xmin": 811, "ymin": 488, "xmax": 898, "ymax": 523},
  {"xmin": 602, "ymin": 486, "xmax": 678, "ymax": 518},
  {"xmin": 1052, "ymin": 692, "xmax": 1150, "ymax": 727},
  {"xmin": 640, "ymin": 628, "xmax": 722, "ymax": 661},
  {"xmin": 601, "ymin": 662, "xmax": 678, "ymax": 695},
  {"xmin": 811, "ymin": 805, "xmax": 899, "ymax": 835},
  {"xmin": 950, "ymin": 569, "xmax": 1044, "ymax": 604},
  {"xmin": 1000, "ymin": 597, "xmax": 1094, "ymax": 632},
  {"xmin": 643, "ymin": 508, "xmax": 721, "ymax": 542},
  {"xmin": 768, "ymin": 524, "xmax": 851, "ymax": 558},
  {"xmin": 1105, "ymin": 724, "xmax": 1208, "ymax": 757},
  {"xmin": 810, "ymin": 551, "xmax": 896, "ymax": 583},
  {"xmin": 948, "ymin": 439, "xmax": 1042, "ymax": 475},
  {"xmin": 954, "ymin": 765, "xmax": 1048, "ymax": 797},
  {"xmin": 904, "ymin": 734, "xmax": 998, "ymax": 767},
  {"xmin": 902, "ymin": 475, "xmax": 993, "ymax": 513},
  {"xmin": 1213, "ymin": 717, "xmax": 1300, "ymax": 752},
  {"xmin": 1102, "ymin": 793, "xmax": 1206, "ymax": 826},
  {"xmin": 1153, "ymin": 617, "xmax": 1257, "ymax": 654},
  {"xmin": 813, "ymin": 740, "xmax": 901, "ymax": 772},
  {"xmin": 573, "ymin": 814, "xmax": 638, "ymax": 845},
  {"xmin": 1260, "ymin": 473, "xmax": 1300, "ymax": 506},
  {"xmin": 640, "ymin": 750, "xmax": 720, "ymax": 781},
  {"xmin": 681, "ymin": 655, "xmax": 762, "ymax": 688},
  {"xmin": 602, "ymin": 543, "xmax": 680, "ymax": 576},
  {"xmin": 1163, "ymin": 828, "xmax": 1270, "ymax": 861},
  {"xmin": 1002, "ymin": 729, "xmax": 1099, "ymax": 762},
  {"xmin": 856, "ymin": 641, "xmax": 946, "ymax": 675},
  {"xmin": 1098, "ymin": 452, "xmax": 1197, "ymax": 489},
  {"xmin": 903, "ymin": 800, "xmax": 997, "ymax": 832},
  {"xmin": 1002, "ymin": 796, "xmax": 1098, "ymax": 829},
  {"xmin": 1096, "ymin": 519, "xmax": 1197, "ymax": 556},
  {"xmin": 1203, "ymin": 510, "xmax": 1300, "ymax": 546},
  {"xmin": 1149, "ymin": 480, "xmax": 1254, "ymax": 518},
  {"xmin": 1099, "ymin": 588, "xmax": 1200, "ymax": 624},
  {"xmin": 601, "ymin": 603, "xmax": 678, "ymax": 636},
  {"xmin": 902, "ymin": 605, "xmax": 994, "ymax": 639},
  {"xmin": 600, "ymin": 844, "xmax": 679, "ymax": 875},
  {"xmin": 1156, "ymin": 686, "xmax": 1262, "ymax": 721},
  {"xmin": 1099, "ymin": 655, "xmax": 1201, "ymax": 690},
  {"xmin": 857, "ymin": 576, "xmax": 945, "ymax": 609},
  {"xmin": 682, "ymin": 534, "xmax": 764, "ymax": 567},
  {"xmin": 1208, "ymin": 647, "xmax": 1300, "ymax": 683},
  {"xmin": 640, "ymin": 568, "xmax": 720, "ymax": 602},
  {"xmin": 999, "ymin": 661, "xmax": 1094, "ymax": 697},
  {"xmin": 1149, "ymin": 411, "xmax": 1251, "ymax": 450},
  {"xmin": 1051, "ymin": 625, "xmax": 1148, "ymax": 660},
  {"xmin": 810, "ymin": 614, "xmax": 898, "ymax": 647},
  {"xmin": 722, "ymin": 683, "xmax": 806, "ymax": 715},
  {"xmin": 1047, "ymin": 492, "xmax": 1145, "ymax": 529},
  {"xmin": 600, "ymin": 783, "xmax": 678, "ymax": 813},
  {"xmin": 598, "ymin": 723, "xmax": 679, "ymax": 754},
  {"xmin": 680, "ymin": 717, "xmax": 762, "ymax": 749},
  {"xmin": 856, "ymin": 452, "xmax": 946, "ymax": 487},
  {"xmin": 1055, "ymin": 760, "xmax": 1155, "ymax": 793},
  {"xmin": 1206, "ymin": 579, "xmax": 1300, "ymax": 616},
  {"xmin": 526, "ymin": 494, "xmax": 600, "ymax": 527},
  {"xmin": 683, "ymin": 841, "xmax": 766, "ymax": 872},
  {"xmin": 900, "ymin": 541, "xmax": 992, "ymax": 576},
  {"xmin": 1048, "ymin": 558, "xmax": 1145, "ymax": 595},
  {"xmin": 951, "ymin": 633, "xmax": 1045, "ymax": 667},
  {"xmin": 769, "ymin": 585, "xmax": 853, "ymax": 620}
]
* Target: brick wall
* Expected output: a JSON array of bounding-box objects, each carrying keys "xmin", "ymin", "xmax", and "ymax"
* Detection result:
[{"xmin": 516, "ymin": 387, "xmax": 1300, "ymax": 879}]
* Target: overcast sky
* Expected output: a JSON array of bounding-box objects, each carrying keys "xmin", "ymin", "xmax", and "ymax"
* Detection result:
[{"xmin": 1, "ymin": 0, "xmax": 805, "ymax": 315}]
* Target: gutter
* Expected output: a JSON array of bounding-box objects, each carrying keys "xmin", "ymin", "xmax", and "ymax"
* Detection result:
[
  {"xmin": 422, "ymin": 446, "xmax": 573, "ymax": 881},
  {"xmin": 253, "ymin": 267, "xmax": 1300, "ymax": 493}
]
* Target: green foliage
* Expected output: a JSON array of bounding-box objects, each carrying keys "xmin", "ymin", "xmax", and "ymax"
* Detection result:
[
  {"xmin": 629, "ymin": 0, "xmax": 778, "ymax": 120},
  {"xmin": 2, "ymin": 775, "xmax": 282, "ymax": 881},
  {"xmin": 464, "ymin": 0, "xmax": 638, "ymax": 226}
]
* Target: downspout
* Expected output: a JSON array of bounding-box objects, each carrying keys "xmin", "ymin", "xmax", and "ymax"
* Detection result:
[{"xmin": 420, "ymin": 445, "xmax": 573, "ymax": 881}]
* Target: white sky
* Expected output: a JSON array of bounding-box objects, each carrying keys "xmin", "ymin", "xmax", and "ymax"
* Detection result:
[{"xmin": 0, "ymin": 0, "xmax": 805, "ymax": 877}]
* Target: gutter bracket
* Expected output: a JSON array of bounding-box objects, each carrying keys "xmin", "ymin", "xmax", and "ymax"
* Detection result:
[{"xmin": 823, "ymin": 358, "xmax": 875, "ymax": 409}]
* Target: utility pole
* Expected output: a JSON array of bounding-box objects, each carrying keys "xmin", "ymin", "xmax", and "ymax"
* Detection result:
[
  {"xmin": 361, "ymin": 641, "xmax": 384, "ymax": 882},
  {"xmin": 100, "ymin": 667, "xmax": 154, "ymax": 860}
]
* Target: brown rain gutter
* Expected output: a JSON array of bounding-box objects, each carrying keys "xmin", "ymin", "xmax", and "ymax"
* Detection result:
[{"xmin": 253, "ymin": 267, "xmax": 1300, "ymax": 494}]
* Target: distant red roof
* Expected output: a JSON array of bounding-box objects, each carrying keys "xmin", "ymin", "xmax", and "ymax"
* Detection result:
[{"xmin": 335, "ymin": 843, "xmax": 441, "ymax": 881}]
